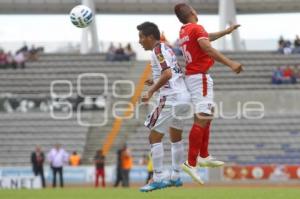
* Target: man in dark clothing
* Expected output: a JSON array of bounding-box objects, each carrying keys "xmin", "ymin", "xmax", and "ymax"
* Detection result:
[
  {"xmin": 31, "ymin": 145, "xmax": 46, "ymax": 188},
  {"xmin": 114, "ymin": 145, "xmax": 126, "ymax": 187},
  {"xmin": 94, "ymin": 149, "xmax": 105, "ymax": 187}
]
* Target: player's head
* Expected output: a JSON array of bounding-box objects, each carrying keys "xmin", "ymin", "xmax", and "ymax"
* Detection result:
[
  {"xmin": 174, "ymin": 3, "xmax": 198, "ymax": 24},
  {"xmin": 35, "ymin": 145, "xmax": 41, "ymax": 152},
  {"xmin": 137, "ymin": 22, "xmax": 160, "ymax": 51},
  {"xmin": 55, "ymin": 143, "xmax": 61, "ymax": 150}
]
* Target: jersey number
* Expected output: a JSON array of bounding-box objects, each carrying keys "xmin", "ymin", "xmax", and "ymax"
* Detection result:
[{"xmin": 182, "ymin": 44, "xmax": 192, "ymax": 64}]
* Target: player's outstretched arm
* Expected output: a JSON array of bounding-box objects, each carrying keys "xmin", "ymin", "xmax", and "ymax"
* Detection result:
[
  {"xmin": 208, "ymin": 24, "xmax": 240, "ymax": 42},
  {"xmin": 198, "ymin": 38, "xmax": 243, "ymax": 74},
  {"xmin": 141, "ymin": 68, "xmax": 172, "ymax": 102}
]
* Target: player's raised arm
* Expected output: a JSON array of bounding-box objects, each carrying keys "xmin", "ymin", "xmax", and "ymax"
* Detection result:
[
  {"xmin": 208, "ymin": 24, "xmax": 241, "ymax": 42},
  {"xmin": 197, "ymin": 38, "xmax": 243, "ymax": 74}
]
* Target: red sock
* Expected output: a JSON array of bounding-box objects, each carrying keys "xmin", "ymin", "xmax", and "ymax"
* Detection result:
[
  {"xmin": 200, "ymin": 122, "xmax": 211, "ymax": 158},
  {"xmin": 188, "ymin": 124, "xmax": 205, "ymax": 166}
]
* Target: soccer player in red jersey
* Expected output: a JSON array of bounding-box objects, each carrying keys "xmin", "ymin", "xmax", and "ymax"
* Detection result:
[{"xmin": 174, "ymin": 3, "xmax": 243, "ymax": 184}]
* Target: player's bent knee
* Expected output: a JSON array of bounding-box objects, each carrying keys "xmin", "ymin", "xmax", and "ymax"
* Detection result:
[
  {"xmin": 148, "ymin": 130, "xmax": 164, "ymax": 144},
  {"xmin": 169, "ymin": 127, "xmax": 183, "ymax": 143},
  {"xmin": 194, "ymin": 113, "xmax": 213, "ymax": 128}
]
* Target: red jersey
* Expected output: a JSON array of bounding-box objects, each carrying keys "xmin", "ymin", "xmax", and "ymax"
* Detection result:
[{"xmin": 179, "ymin": 23, "xmax": 214, "ymax": 75}]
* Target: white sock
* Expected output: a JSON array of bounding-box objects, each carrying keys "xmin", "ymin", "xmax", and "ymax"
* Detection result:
[
  {"xmin": 151, "ymin": 142, "xmax": 164, "ymax": 181},
  {"xmin": 171, "ymin": 140, "xmax": 184, "ymax": 178},
  {"xmin": 171, "ymin": 170, "xmax": 180, "ymax": 181}
]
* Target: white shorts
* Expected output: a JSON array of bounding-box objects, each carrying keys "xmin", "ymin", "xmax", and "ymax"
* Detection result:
[
  {"xmin": 185, "ymin": 73, "xmax": 214, "ymax": 115},
  {"xmin": 144, "ymin": 92, "xmax": 191, "ymax": 134}
]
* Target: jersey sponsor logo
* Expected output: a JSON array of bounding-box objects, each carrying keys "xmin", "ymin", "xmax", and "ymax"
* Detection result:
[
  {"xmin": 154, "ymin": 43, "xmax": 169, "ymax": 69},
  {"xmin": 156, "ymin": 53, "xmax": 169, "ymax": 70},
  {"xmin": 157, "ymin": 53, "xmax": 165, "ymax": 63}
]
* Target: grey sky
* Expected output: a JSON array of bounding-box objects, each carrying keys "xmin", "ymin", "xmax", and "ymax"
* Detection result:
[
  {"xmin": 0, "ymin": 13, "xmax": 299, "ymax": 58},
  {"xmin": 0, "ymin": 13, "xmax": 299, "ymax": 42}
]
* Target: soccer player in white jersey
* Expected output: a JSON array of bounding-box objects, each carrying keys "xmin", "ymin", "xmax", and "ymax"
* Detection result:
[{"xmin": 137, "ymin": 22, "xmax": 190, "ymax": 192}]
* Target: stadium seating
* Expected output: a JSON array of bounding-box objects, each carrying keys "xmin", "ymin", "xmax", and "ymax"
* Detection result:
[
  {"xmin": 0, "ymin": 57, "xmax": 132, "ymax": 97},
  {"xmin": 127, "ymin": 114, "xmax": 300, "ymax": 165},
  {"xmin": 0, "ymin": 53, "xmax": 135, "ymax": 166},
  {"xmin": 1, "ymin": 52, "xmax": 300, "ymax": 166},
  {"xmin": 178, "ymin": 52, "xmax": 300, "ymax": 90},
  {"xmin": 0, "ymin": 112, "xmax": 88, "ymax": 166}
]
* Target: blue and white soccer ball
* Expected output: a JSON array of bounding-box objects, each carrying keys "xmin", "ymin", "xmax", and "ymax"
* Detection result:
[{"xmin": 70, "ymin": 5, "xmax": 93, "ymax": 28}]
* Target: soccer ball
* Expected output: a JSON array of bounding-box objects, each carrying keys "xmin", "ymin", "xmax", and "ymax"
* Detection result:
[{"xmin": 70, "ymin": 5, "xmax": 93, "ymax": 28}]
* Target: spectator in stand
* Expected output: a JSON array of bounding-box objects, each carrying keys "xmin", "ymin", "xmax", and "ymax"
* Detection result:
[
  {"xmin": 278, "ymin": 36, "xmax": 285, "ymax": 46},
  {"xmin": 106, "ymin": 42, "xmax": 116, "ymax": 61},
  {"xmin": 106, "ymin": 42, "xmax": 135, "ymax": 62},
  {"xmin": 292, "ymin": 35, "xmax": 300, "ymax": 54},
  {"xmin": 94, "ymin": 149, "xmax": 106, "ymax": 188},
  {"xmin": 294, "ymin": 35, "xmax": 300, "ymax": 47},
  {"xmin": 115, "ymin": 43, "xmax": 124, "ymax": 54},
  {"xmin": 16, "ymin": 43, "xmax": 43, "ymax": 62},
  {"xmin": 28, "ymin": 45, "xmax": 39, "ymax": 61},
  {"xmin": 124, "ymin": 43, "xmax": 136, "ymax": 60},
  {"xmin": 17, "ymin": 43, "xmax": 28, "ymax": 54},
  {"xmin": 115, "ymin": 43, "xmax": 128, "ymax": 61},
  {"xmin": 278, "ymin": 36, "xmax": 285, "ymax": 53},
  {"xmin": 278, "ymin": 36, "xmax": 294, "ymax": 55},
  {"xmin": 69, "ymin": 151, "xmax": 81, "ymax": 166},
  {"xmin": 121, "ymin": 145, "xmax": 133, "ymax": 187},
  {"xmin": 294, "ymin": 65, "xmax": 300, "ymax": 79},
  {"xmin": 0, "ymin": 49, "xmax": 7, "ymax": 69},
  {"xmin": 14, "ymin": 51, "xmax": 26, "ymax": 69},
  {"xmin": 6, "ymin": 52, "xmax": 16, "ymax": 69},
  {"xmin": 47, "ymin": 144, "xmax": 69, "ymax": 188},
  {"xmin": 283, "ymin": 40, "xmax": 292, "ymax": 55},
  {"xmin": 272, "ymin": 67, "xmax": 284, "ymax": 84},
  {"xmin": 283, "ymin": 65, "xmax": 297, "ymax": 84},
  {"xmin": 31, "ymin": 145, "xmax": 46, "ymax": 188}
]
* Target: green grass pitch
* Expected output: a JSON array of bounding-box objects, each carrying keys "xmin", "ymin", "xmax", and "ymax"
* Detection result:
[{"xmin": 1, "ymin": 187, "xmax": 300, "ymax": 199}]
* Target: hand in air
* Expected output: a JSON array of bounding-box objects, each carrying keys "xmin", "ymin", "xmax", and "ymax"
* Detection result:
[
  {"xmin": 226, "ymin": 24, "xmax": 241, "ymax": 34},
  {"xmin": 231, "ymin": 61, "xmax": 244, "ymax": 74}
]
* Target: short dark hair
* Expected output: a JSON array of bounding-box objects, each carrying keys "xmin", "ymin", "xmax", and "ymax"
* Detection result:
[
  {"xmin": 137, "ymin": 22, "xmax": 160, "ymax": 40},
  {"xmin": 174, "ymin": 3, "xmax": 192, "ymax": 24}
]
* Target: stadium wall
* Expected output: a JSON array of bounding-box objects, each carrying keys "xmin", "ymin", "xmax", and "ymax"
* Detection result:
[{"xmin": 0, "ymin": 166, "xmax": 208, "ymax": 189}]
